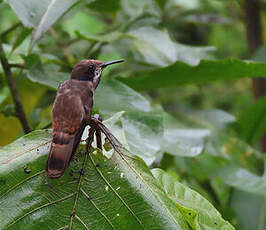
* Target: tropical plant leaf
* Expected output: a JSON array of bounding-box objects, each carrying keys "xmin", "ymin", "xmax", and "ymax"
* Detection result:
[
  {"xmin": 0, "ymin": 86, "xmax": 9, "ymax": 105},
  {"xmin": 162, "ymin": 112, "xmax": 210, "ymax": 157},
  {"xmin": 0, "ymin": 129, "xmax": 191, "ymax": 229},
  {"xmin": 236, "ymin": 96, "xmax": 266, "ymax": 145},
  {"xmin": 8, "ymin": 0, "xmax": 78, "ymax": 46},
  {"xmin": 87, "ymin": 0, "xmax": 121, "ymax": 13},
  {"xmin": 165, "ymin": 105, "xmax": 266, "ymax": 196},
  {"xmin": 118, "ymin": 59, "xmax": 266, "ymax": 90},
  {"xmin": 94, "ymin": 79, "xmax": 152, "ymax": 117},
  {"xmin": 215, "ymin": 165, "xmax": 266, "ymax": 196},
  {"xmin": 152, "ymin": 168, "xmax": 235, "ymax": 230},
  {"xmin": 10, "ymin": 27, "xmax": 32, "ymax": 54},
  {"xmin": 231, "ymin": 189, "xmax": 266, "ymax": 230},
  {"xmin": 114, "ymin": 27, "xmax": 212, "ymax": 69},
  {"xmin": 62, "ymin": 11, "xmax": 105, "ymax": 38},
  {"xmin": 23, "ymin": 53, "xmax": 69, "ymax": 89}
]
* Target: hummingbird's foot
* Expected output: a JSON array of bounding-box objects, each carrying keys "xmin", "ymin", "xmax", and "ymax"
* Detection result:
[{"xmin": 89, "ymin": 114, "xmax": 103, "ymax": 150}]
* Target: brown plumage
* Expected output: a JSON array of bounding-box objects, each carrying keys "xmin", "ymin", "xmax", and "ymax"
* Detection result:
[{"xmin": 46, "ymin": 59, "xmax": 124, "ymax": 178}]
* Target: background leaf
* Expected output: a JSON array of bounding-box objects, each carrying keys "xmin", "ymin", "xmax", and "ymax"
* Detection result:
[
  {"xmin": 152, "ymin": 168, "xmax": 235, "ymax": 230},
  {"xmin": 236, "ymin": 96, "xmax": 266, "ymax": 145},
  {"xmin": 8, "ymin": 0, "xmax": 78, "ymax": 45},
  {"xmin": 118, "ymin": 59, "xmax": 266, "ymax": 90},
  {"xmin": 23, "ymin": 53, "xmax": 69, "ymax": 89}
]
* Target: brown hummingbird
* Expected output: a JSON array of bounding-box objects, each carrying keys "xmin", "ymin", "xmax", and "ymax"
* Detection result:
[{"xmin": 45, "ymin": 59, "xmax": 124, "ymax": 179}]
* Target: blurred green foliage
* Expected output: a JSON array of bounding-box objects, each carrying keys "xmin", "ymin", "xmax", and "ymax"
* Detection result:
[{"xmin": 0, "ymin": 0, "xmax": 266, "ymax": 229}]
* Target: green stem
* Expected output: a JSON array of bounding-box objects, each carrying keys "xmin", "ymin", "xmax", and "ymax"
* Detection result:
[{"xmin": 0, "ymin": 40, "xmax": 31, "ymax": 133}]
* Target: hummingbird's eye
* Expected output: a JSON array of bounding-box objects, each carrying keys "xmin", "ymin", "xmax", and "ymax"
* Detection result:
[{"xmin": 88, "ymin": 65, "xmax": 94, "ymax": 70}]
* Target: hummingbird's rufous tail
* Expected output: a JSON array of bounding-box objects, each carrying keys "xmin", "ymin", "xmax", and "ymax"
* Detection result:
[{"xmin": 45, "ymin": 131, "xmax": 75, "ymax": 179}]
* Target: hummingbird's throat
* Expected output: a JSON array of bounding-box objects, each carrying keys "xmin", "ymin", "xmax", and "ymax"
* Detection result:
[{"xmin": 92, "ymin": 68, "xmax": 102, "ymax": 89}]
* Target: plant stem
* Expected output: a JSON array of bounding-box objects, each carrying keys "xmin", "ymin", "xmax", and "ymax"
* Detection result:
[
  {"xmin": 8, "ymin": 63, "xmax": 28, "ymax": 69},
  {"xmin": 0, "ymin": 41, "xmax": 31, "ymax": 133},
  {"xmin": 244, "ymin": 0, "xmax": 266, "ymax": 152},
  {"xmin": 0, "ymin": 22, "xmax": 21, "ymax": 38}
]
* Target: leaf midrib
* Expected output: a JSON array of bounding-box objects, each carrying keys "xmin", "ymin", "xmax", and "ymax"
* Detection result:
[
  {"xmin": 89, "ymin": 154, "xmax": 146, "ymax": 229},
  {"xmin": 116, "ymin": 153, "xmax": 182, "ymax": 228}
]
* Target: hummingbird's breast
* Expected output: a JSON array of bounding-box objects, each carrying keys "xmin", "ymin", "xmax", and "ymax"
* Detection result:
[{"xmin": 52, "ymin": 79, "xmax": 93, "ymax": 133}]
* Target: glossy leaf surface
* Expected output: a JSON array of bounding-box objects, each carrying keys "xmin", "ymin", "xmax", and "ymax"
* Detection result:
[
  {"xmin": 118, "ymin": 59, "xmax": 266, "ymax": 90},
  {"xmin": 0, "ymin": 130, "xmax": 190, "ymax": 229},
  {"xmin": 237, "ymin": 96, "xmax": 266, "ymax": 145},
  {"xmin": 8, "ymin": 0, "xmax": 77, "ymax": 45},
  {"xmin": 152, "ymin": 168, "xmax": 235, "ymax": 230}
]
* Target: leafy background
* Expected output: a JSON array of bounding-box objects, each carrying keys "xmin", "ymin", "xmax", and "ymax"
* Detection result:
[{"xmin": 0, "ymin": 0, "xmax": 266, "ymax": 229}]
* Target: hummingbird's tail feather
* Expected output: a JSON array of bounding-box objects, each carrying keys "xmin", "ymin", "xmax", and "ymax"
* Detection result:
[
  {"xmin": 45, "ymin": 132, "xmax": 75, "ymax": 179},
  {"xmin": 70, "ymin": 121, "xmax": 86, "ymax": 160}
]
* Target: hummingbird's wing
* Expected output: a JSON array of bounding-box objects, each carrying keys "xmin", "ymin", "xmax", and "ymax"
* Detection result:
[{"xmin": 45, "ymin": 81, "xmax": 88, "ymax": 179}]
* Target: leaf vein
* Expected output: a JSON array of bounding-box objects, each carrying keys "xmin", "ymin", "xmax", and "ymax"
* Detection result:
[
  {"xmin": 80, "ymin": 188, "xmax": 115, "ymax": 229},
  {"xmin": 115, "ymin": 153, "xmax": 181, "ymax": 227},
  {"xmin": 89, "ymin": 154, "xmax": 146, "ymax": 229},
  {"xmin": 75, "ymin": 214, "xmax": 90, "ymax": 230},
  {"xmin": 0, "ymin": 170, "xmax": 45, "ymax": 199},
  {"xmin": 6, "ymin": 193, "xmax": 75, "ymax": 229}
]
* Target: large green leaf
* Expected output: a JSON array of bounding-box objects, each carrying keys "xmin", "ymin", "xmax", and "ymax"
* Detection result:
[
  {"xmin": 62, "ymin": 11, "xmax": 105, "ymax": 38},
  {"xmin": 162, "ymin": 112, "xmax": 210, "ymax": 157},
  {"xmin": 165, "ymin": 106, "xmax": 266, "ymax": 196},
  {"xmin": 0, "ymin": 129, "xmax": 191, "ymax": 229},
  {"xmin": 87, "ymin": 0, "xmax": 121, "ymax": 13},
  {"xmin": 76, "ymin": 26, "xmax": 211, "ymax": 71},
  {"xmin": 152, "ymin": 168, "xmax": 235, "ymax": 230},
  {"xmin": 109, "ymin": 27, "xmax": 212, "ymax": 72},
  {"xmin": 231, "ymin": 189, "xmax": 266, "ymax": 230},
  {"xmin": 8, "ymin": 0, "xmax": 78, "ymax": 45},
  {"xmin": 23, "ymin": 53, "xmax": 69, "ymax": 89},
  {"xmin": 118, "ymin": 59, "xmax": 266, "ymax": 90},
  {"xmin": 95, "ymin": 79, "xmax": 152, "ymax": 117},
  {"xmin": 10, "ymin": 27, "xmax": 32, "ymax": 54},
  {"xmin": 0, "ymin": 86, "xmax": 9, "ymax": 105},
  {"xmin": 118, "ymin": 0, "xmax": 160, "ymax": 29},
  {"xmin": 184, "ymin": 152, "xmax": 266, "ymax": 196},
  {"xmin": 215, "ymin": 165, "xmax": 266, "ymax": 196},
  {"xmin": 127, "ymin": 27, "xmax": 212, "ymax": 67},
  {"xmin": 236, "ymin": 96, "xmax": 266, "ymax": 145}
]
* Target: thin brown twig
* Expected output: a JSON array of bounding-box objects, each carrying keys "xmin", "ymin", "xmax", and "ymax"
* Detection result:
[
  {"xmin": 0, "ymin": 22, "xmax": 21, "ymax": 38},
  {"xmin": 244, "ymin": 0, "xmax": 266, "ymax": 153},
  {"xmin": 0, "ymin": 40, "xmax": 31, "ymax": 133},
  {"xmin": 8, "ymin": 63, "xmax": 28, "ymax": 69}
]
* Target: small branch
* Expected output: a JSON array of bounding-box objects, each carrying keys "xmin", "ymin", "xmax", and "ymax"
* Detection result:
[
  {"xmin": 8, "ymin": 63, "xmax": 28, "ymax": 69},
  {"xmin": 0, "ymin": 22, "xmax": 21, "ymax": 38},
  {"xmin": 244, "ymin": 0, "xmax": 266, "ymax": 153},
  {"xmin": 0, "ymin": 41, "xmax": 31, "ymax": 133}
]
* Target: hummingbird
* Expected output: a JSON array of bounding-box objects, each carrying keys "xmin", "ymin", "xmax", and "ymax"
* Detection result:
[{"xmin": 45, "ymin": 59, "xmax": 124, "ymax": 179}]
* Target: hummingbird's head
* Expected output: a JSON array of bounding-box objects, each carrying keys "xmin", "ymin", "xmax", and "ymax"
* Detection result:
[{"xmin": 71, "ymin": 59, "xmax": 124, "ymax": 89}]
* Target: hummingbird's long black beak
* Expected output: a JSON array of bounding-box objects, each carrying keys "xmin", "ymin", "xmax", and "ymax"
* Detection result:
[{"xmin": 101, "ymin": 59, "xmax": 124, "ymax": 68}]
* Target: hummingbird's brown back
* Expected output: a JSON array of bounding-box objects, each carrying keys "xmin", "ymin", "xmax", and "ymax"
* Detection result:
[{"xmin": 46, "ymin": 80, "xmax": 93, "ymax": 178}]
